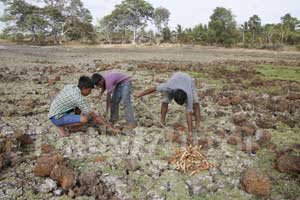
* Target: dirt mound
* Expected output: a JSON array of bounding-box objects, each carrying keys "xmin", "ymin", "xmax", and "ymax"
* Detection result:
[
  {"xmin": 33, "ymin": 154, "xmax": 118, "ymax": 198},
  {"xmin": 227, "ymin": 135, "xmax": 242, "ymax": 145},
  {"xmin": 50, "ymin": 164, "xmax": 76, "ymax": 190},
  {"xmin": 241, "ymin": 168, "xmax": 271, "ymax": 196},
  {"xmin": 41, "ymin": 144, "xmax": 56, "ymax": 154},
  {"xmin": 276, "ymin": 154, "xmax": 300, "ymax": 174},
  {"xmin": 33, "ymin": 155, "xmax": 65, "ymax": 177},
  {"xmin": 15, "ymin": 130, "xmax": 33, "ymax": 146},
  {"xmin": 0, "ymin": 129, "xmax": 32, "ymax": 171},
  {"xmin": 255, "ymin": 130, "xmax": 272, "ymax": 145},
  {"xmin": 72, "ymin": 172, "xmax": 118, "ymax": 199}
]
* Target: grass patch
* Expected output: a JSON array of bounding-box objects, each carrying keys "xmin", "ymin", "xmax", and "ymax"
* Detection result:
[
  {"xmin": 225, "ymin": 65, "xmax": 240, "ymax": 72},
  {"xmin": 246, "ymin": 85, "xmax": 282, "ymax": 94},
  {"xmin": 241, "ymin": 79, "xmax": 253, "ymax": 86},
  {"xmin": 155, "ymin": 171, "xmax": 190, "ymax": 200},
  {"xmin": 69, "ymin": 158, "xmax": 92, "ymax": 170},
  {"xmin": 270, "ymin": 124, "xmax": 300, "ymax": 149},
  {"xmin": 203, "ymin": 78, "xmax": 227, "ymax": 90},
  {"xmin": 187, "ymin": 71, "xmax": 208, "ymax": 79},
  {"xmin": 256, "ymin": 65, "xmax": 300, "ymax": 81},
  {"xmin": 198, "ymin": 187, "xmax": 251, "ymax": 200},
  {"xmin": 102, "ymin": 165, "xmax": 123, "ymax": 176},
  {"xmin": 128, "ymin": 173, "xmax": 154, "ymax": 199},
  {"xmin": 17, "ymin": 190, "xmax": 52, "ymax": 200}
]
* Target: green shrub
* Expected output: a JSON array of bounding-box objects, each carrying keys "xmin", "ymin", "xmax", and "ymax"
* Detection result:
[
  {"xmin": 261, "ymin": 43, "xmax": 283, "ymax": 51},
  {"xmin": 12, "ymin": 33, "xmax": 25, "ymax": 42}
]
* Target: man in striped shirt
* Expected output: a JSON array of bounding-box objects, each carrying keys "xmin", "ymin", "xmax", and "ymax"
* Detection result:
[{"xmin": 48, "ymin": 76, "xmax": 120, "ymax": 137}]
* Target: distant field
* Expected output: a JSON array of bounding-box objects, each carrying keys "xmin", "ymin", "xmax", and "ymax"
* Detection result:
[{"xmin": 0, "ymin": 44, "xmax": 300, "ymax": 70}]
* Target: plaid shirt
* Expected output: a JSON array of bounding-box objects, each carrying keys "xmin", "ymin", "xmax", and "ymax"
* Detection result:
[{"xmin": 48, "ymin": 85, "xmax": 91, "ymax": 119}]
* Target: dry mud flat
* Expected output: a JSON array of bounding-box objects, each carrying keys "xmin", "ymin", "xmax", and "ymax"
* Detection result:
[{"xmin": 0, "ymin": 45, "xmax": 300, "ymax": 199}]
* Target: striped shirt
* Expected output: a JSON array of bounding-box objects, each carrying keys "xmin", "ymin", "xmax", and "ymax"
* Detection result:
[{"xmin": 48, "ymin": 85, "xmax": 91, "ymax": 119}]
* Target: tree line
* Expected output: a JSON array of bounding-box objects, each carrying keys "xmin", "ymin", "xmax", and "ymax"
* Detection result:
[
  {"xmin": 0, "ymin": 0, "xmax": 96, "ymax": 44},
  {"xmin": 1, "ymin": 0, "xmax": 299, "ymax": 49}
]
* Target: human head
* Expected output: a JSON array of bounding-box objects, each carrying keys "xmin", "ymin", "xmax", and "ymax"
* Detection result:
[
  {"xmin": 174, "ymin": 89, "xmax": 187, "ymax": 105},
  {"xmin": 91, "ymin": 73, "xmax": 105, "ymax": 90},
  {"xmin": 78, "ymin": 76, "xmax": 94, "ymax": 96}
]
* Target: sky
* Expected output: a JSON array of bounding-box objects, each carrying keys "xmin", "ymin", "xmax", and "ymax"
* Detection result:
[{"xmin": 1, "ymin": 0, "xmax": 300, "ymax": 31}]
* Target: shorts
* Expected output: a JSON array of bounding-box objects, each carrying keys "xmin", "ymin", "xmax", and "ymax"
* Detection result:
[{"xmin": 50, "ymin": 114, "xmax": 81, "ymax": 126}]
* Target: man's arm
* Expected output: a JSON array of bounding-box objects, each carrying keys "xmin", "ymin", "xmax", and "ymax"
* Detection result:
[
  {"xmin": 98, "ymin": 89, "xmax": 105, "ymax": 99},
  {"xmin": 136, "ymin": 87, "xmax": 157, "ymax": 98},
  {"xmin": 90, "ymin": 111, "xmax": 120, "ymax": 133},
  {"xmin": 186, "ymin": 111, "xmax": 193, "ymax": 145},
  {"xmin": 193, "ymin": 103, "xmax": 200, "ymax": 128},
  {"xmin": 161, "ymin": 102, "xmax": 168, "ymax": 125},
  {"xmin": 106, "ymin": 92, "xmax": 112, "ymax": 115},
  {"xmin": 186, "ymin": 112, "xmax": 193, "ymax": 133}
]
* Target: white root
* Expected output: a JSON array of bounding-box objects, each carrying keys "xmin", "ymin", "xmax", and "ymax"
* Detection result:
[{"xmin": 170, "ymin": 145, "xmax": 214, "ymax": 176}]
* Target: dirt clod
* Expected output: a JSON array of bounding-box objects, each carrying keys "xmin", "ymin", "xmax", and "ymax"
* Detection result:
[
  {"xmin": 276, "ymin": 154, "xmax": 300, "ymax": 174},
  {"xmin": 241, "ymin": 168, "xmax": 271, "ymax": 196}
]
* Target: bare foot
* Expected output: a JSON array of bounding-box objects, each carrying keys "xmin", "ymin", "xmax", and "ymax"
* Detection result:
[
  {"xmin": 57, "ymin": 127, "xmax": 69, "ymax": 137},
  {"xmin": 68, "ymin": 126, "xmax": 86, "ymax": 132}
]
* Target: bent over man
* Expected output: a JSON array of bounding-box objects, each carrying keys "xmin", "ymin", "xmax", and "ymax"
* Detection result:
[{"xmin": 136, "ymin": 72, "xmax": 200, "ymax": 137}]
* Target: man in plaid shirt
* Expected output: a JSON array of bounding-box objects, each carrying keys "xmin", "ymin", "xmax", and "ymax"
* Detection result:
[{"xmin": 48, "ymin": 76, "xmax": 120, "ymax": 137}]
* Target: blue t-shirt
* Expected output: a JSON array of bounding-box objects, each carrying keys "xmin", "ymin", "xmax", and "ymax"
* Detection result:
[{"xmin": 157, "ymin": 72, "xmax": 195, "ymax": 112}]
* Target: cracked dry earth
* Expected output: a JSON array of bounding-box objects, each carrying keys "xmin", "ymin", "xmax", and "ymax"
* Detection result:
[{"xmin": 0, "ymin": 45, "xmax": 300, "ymax": 200}]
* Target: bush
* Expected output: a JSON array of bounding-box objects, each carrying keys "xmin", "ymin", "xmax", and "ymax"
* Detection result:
[
  {"xmin": 260, "ymin": 43, "xmax": 283, "ymax": 51},
  {"xmin": 0, "ymin": 33, "xmax": 10, "ymax": 40},
  {"xmin": 12, "ymin": 33, "xmax": 25, "ymax": 42},
  {"xmin": 235, "ymin": 43, "xmax": 250, "ymax": 48},
  {"xmin": 223, "ymin": 38, "xmax": 235, "ymax": 48}
]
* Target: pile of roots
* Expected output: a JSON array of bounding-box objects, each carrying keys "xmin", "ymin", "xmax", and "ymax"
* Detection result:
[{"xmin": 170, "ymin": 145, "xmax": 214, "ymax": 176}]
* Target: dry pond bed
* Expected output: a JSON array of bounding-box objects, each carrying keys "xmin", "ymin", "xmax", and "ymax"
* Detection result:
[{"xmin": 0, "ymin": 45, "xmax": 300, "ymax": 199}]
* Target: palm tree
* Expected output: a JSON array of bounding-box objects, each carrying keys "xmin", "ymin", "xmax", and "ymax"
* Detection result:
[{"xmin": 248, "ymin": 15, "xmax": 261, "ymax": 47}]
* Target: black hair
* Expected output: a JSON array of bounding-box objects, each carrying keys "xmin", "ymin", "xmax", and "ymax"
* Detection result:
[
  {"xmin": 78, "ymin": 76, "xmax": 94, "ymax": 90},
  {"xmin": 91, "ymin": 73, "xmax": 106, "ymax": 89},
  {"xmin": 174, "ymin": 89, "xmax": 187, "ymax": 105}
]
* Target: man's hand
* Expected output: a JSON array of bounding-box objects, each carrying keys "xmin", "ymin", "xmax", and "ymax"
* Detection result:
[
  {"xmin": 91, "ymin": 111, "xmax": 117, "ymax": 133},
  {"xmin": 92, "ymin": 96, "xmax": 101, "ymax": 100},
  {"xmin": 134, "ymin": 87, "xmax": 157, "ymax": 98},
  {"xmin": 133, "ymin": 92, "xmax": 140, "ymax": 98},
  {"xmin": 110, "ymin": 127, "xmax": 121, "ymax": 134},
  {"xmin": 106, "ymin": 92, "xmax": 111, "ymax": 117}
]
